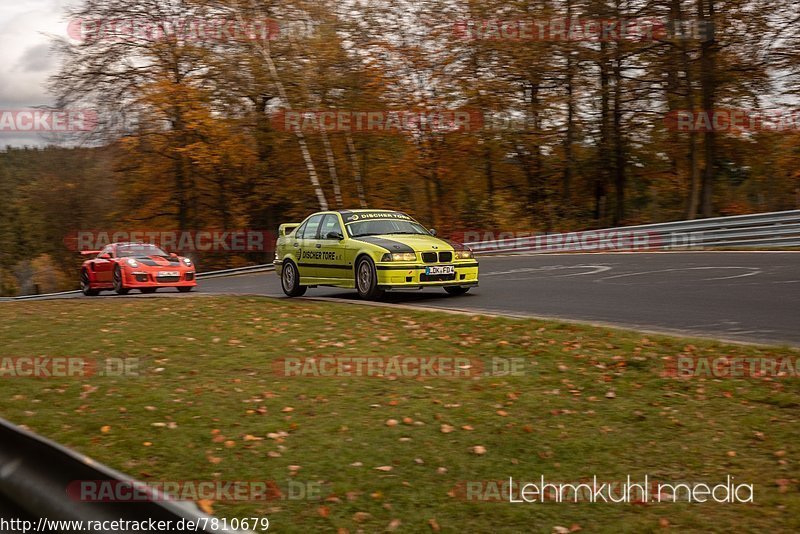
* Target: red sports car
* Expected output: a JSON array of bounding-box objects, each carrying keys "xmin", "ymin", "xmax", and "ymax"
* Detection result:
[{"xmin": 80, "ymin": 242, "xmax": 197, "ymax": 296}]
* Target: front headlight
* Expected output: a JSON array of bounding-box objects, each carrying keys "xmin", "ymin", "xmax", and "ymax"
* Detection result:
[
  {"xmin": 126, "ymin": 258, "xmax": 139, "ymax": 267},
  {"xmin": 381, "ymin": 252, "xmax": 417, "ymax": 262},
  {"xmin": 182, "ymin": 258, "xmax": 192, "ymax": 266},
  {"xmin": 455, "ymin": 250, "xmax": 474, "ymax": 260}
]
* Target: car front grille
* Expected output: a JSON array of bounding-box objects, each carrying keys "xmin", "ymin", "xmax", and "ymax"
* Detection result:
[
  {"xmin": 422, "ymin": 251, "xmax": 453, "ymax": 263},
  {"xmin": 156, "ymin": 276, "xmax": 181, "ymax": 283},
  {"xmin": 420, "ymin": 273, "xmax": 456, "ymax": 282}
]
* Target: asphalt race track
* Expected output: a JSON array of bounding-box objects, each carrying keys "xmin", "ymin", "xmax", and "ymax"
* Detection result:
[{"xmin": 29, "ymin": 252, "xmax": 800, "ymax": 347}]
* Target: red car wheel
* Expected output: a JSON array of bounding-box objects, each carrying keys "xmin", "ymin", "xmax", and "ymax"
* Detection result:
[
  {"xmin": 80, "ymin": 270, "xmax": 99, "ymax": 296},
  {"xmin": 113, "ymin": 266, "xmax": 130, "ymax": 295}
]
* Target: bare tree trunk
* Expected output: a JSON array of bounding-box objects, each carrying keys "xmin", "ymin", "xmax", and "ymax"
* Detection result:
[
  {"xmin": 484, "ymin": 141, "xmax": 495, "ymax": 216},
  {"xmin": 320, "ymin": 126, "xmax": 342, "ymax": 207},
  {"xmin": 235, "ymin": 2, "xmax": 328, "ymax": 211},
  {"xmin": 597, "ymin": 39, "xmax": 612, "ymax": 224},
  {"xmin": 612, "ymin": 21, "xmax": 626, "ymax": 225},
  {"xmin": 562, "ymin": 0, "xmax": 575, "ymax": 204},
  {"xmin": 679, "ymin": 15, "xmax": 701, "ymax": 219},
  {"xmin": 698, "ymin": 0, "xmax": 717, "ymax": 217},
  {"xmin": 345, "ymin": 133, "xmax": 367, "ymax": 207}
]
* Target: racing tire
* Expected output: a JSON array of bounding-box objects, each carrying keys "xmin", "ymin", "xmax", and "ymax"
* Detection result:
[
  {"xmin": 113, "ymin": 266, "xmax": 130, "ymax": 295},
  {"xmin": 177, "ymin": 287, "xmax": 193, "ymax": 293},
  {"xmin": 281, "ymin": 261, "xmax": 307, "ymax": 297},
  {"xmin": 141, "ymin": 288, "xmax": 157, "ymax": 294},
  {"xmin": 80, "ymin": 270, "xmax": 100, "ymax": 296},
  {"xmin": 444, "ymin": 286, "xmax": 470, "ymax": 296},
  {"xmin": 355, "ymin": 256, "xmax": 384, "ymax": 300}
]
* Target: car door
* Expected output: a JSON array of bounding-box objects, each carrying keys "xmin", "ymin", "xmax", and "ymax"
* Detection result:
[
  {"xmin": 315, "ymin": 214, "xmax": 348, "ymax": 282},
  {"xmin": 93, "ymin": 245, "xmax": 115, "ymax": 283},
  {"xmin": 296, "ymin": 214, "xmax": 324, "ymax": 280}
]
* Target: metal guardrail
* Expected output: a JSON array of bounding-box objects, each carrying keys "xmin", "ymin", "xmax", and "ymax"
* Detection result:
[
  {"xmin": 195, "ymin": 263, "xmax": 275, "ymax": 280},
  {"xmin": 0, "ymin": 264, "xmax": 276, "ymax": 301},
  {"xmin": 0, "ymin": 417, "xmax": 240, "ymax": 532},
  {"xmin": 465, "ymin": 209, "xmax": 800, "ymax": 254}
]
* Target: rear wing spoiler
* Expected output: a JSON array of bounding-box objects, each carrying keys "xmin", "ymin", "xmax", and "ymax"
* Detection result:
[
  {"xmin": 279, "ymin": 223, "xmax": 301, "ymax": 237},
  {"xmin": 80, "ymin": 250, "xmax": 101, "ymax": 256}
]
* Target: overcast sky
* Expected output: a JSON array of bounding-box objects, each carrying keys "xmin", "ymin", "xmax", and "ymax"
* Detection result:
[{"xmin": 0, "ymin": 0, "xmax": 77, "ymax": 147}]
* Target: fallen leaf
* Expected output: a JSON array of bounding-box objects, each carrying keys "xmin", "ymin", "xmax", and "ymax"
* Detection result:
[
  {"xmin": 197, "ymin": 499, "xmax": 214, "ymax": 514},
  {"xmin": 386, "ymin": 419, "xmax": 399, "ymax": 427},
  {"xmin": 440, "ymin": 424, "xmax": 455, "ymax": 434},
  {"xmin": 471, "ymin": 445, "xmax": 487, "ymax": 455},
  {"xmin": 387, "ymin": 519, "xmax": 401, "ymax": 531},
  {"xmin": 353, "ymin": 512, "xmax": 371, "ymax": 523},
  {"xmin": 428, "ymin": 518, "xmax": 441, "ymax": 532},
  {"xmin": 100, "ymin": 425, "xmax": 111, "ymax": 434},
  {"xmin": 374, "ymin": 466, "xmax": 394, "ymax": 472}
]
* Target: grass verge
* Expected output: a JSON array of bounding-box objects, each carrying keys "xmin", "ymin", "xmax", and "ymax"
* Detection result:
[{"xmin": 1, "ymin": 297, "xmax": 799, "ymax": 533}]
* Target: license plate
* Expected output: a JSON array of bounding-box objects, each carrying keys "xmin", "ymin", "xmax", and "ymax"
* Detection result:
[
  {"xmin": 157, "ymin": 271, "xmax": 180, "ymax": 277},
  {"xmin": 425, "ymin": 265, "xmax": 455, "ymax": 275}
]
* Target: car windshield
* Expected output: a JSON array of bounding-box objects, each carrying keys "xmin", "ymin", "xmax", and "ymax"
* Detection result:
[
  {"xmin": 116, "ymin": 244, "xmax": 169, "ymax": 257},
  {"xmin": 347, "ymin": 219, "xmax": 430, "ymax": 238}
]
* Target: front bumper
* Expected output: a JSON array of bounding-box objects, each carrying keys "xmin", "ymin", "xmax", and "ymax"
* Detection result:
[
  {"xmin": 122, "ymin": 270, "xmax": 197, "ymax": 287},
  {"xmin": 375, "ymin": 261, "xmax": 479, "ymax": 289}
]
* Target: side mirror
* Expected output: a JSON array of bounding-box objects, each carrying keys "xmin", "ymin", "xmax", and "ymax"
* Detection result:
[
  {"xmin": 99, "ymin": 253, "xmax": 112, "ymax": 260},
  {"xmin": 169, "ymin": 252, "xmax": 178, "ymax": 258},
  {"xmin": 429, "ymin": 228, "xmax": 437, "ymax": 236},
  {"xmin": 326, "ymin": 231, "xmax": 344, "ymax": 240}
]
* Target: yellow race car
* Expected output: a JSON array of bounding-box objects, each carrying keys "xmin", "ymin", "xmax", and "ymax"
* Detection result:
[{"xmin": 275, "ymin": 209, "xmax": 479, "ymax": 299}]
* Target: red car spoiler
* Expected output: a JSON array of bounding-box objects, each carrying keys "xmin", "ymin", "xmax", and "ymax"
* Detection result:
[{"xmin": 80, "ymin": 250, "xmax": 101, "ymax": 255}]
